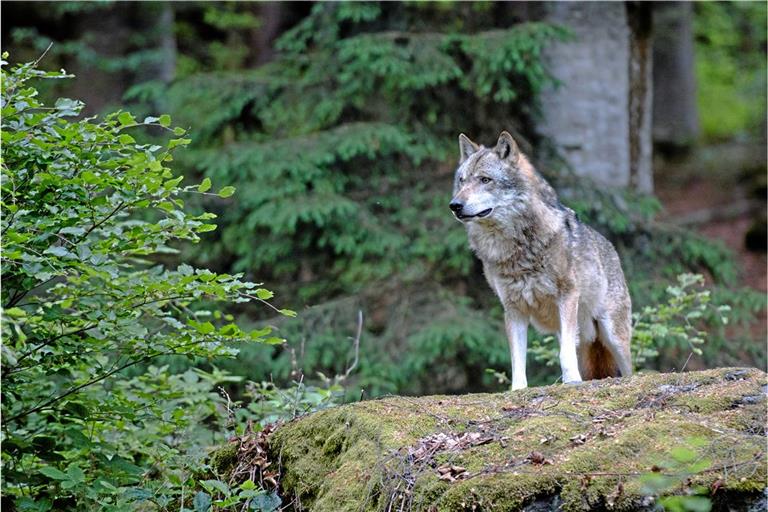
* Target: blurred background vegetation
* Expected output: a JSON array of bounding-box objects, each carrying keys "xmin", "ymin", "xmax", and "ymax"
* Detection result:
[
  {"xmin": 4, "ymin": 1, "xmax": 764, "ymax": 396},
  {"xmin": 3, "ymin": 2, "xmax": 766, "ymax": 510}
]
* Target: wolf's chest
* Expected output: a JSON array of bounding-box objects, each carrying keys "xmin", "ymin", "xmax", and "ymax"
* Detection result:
[
  {"xmin": 490, "ymin": 270, "xmax": 557, "ymax": 309},
  {"xmin": 488, "ymin": 270, "xmax": 560, "ymax": 333}
]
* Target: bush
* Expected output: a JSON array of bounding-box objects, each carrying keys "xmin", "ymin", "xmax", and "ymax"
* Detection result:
[{"xmin": 0, "ymin": 55, "xmax": 292, "ymax": 510}]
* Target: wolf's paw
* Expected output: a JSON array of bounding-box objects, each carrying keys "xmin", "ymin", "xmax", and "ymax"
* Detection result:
[{"xmin": 562, "ymin": 379, "xmax": 584, "ymax": 386}]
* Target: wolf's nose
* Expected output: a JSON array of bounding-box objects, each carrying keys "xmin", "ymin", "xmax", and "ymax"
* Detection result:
[{"xmin": 449, "ymin": 201, "xmax": 464, "ymax": 214}]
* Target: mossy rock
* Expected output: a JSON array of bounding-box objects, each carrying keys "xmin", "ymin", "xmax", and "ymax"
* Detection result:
[{"xmin": 266, "ymin": 368, "xmax": 766, "ymax": 511}]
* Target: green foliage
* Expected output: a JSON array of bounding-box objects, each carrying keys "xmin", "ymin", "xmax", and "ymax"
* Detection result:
[
  {"xmin": 0, "ymin": 57, "xmax": 292, "ymax": 510},
  {"xmin": 639, "ymin": 437, "xmax": 714, "ymax": 512},
  {"xmin": 695, "ymin": 1, "xmax": 767, "ymax": 141},
  {"xmin": 632, "ymin": 274, "xmax": 729, "ymax": 369},
  {"xmin": 155, "ymin": 1, "xmax": 762, "ymax": 395},
  {"xmin": 156, "ymin": 2, "xmax": 568, "ymax": 393},
  {"xmin": 11, "ymin": 2, "xmax": 762, "ymax": 402}
]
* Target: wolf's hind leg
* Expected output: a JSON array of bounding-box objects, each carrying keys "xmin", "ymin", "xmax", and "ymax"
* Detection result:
[{"xmin": 597, "ymin": 311, "xmax": 632, "ymax": 377}]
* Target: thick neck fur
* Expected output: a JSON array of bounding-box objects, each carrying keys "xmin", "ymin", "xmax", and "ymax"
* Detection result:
[{"xmin": 466, "ymin": 161, "xmax": 564, "ymax": 268}]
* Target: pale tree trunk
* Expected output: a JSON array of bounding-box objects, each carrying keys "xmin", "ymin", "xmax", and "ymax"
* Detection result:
[
  {"xmin": 652, "ymin": 2, "xmax": 699, "ymax": 151},
  {"xmin": 535, "ymin": 2, "xmax": 654, "ymax": 193},
  {"xmin": 157, "ymin": 3, "xmax": 177, "ymax": 84}
]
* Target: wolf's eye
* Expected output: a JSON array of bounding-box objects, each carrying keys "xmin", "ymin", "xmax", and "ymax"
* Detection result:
[{"xmin": 479, "ymin": 176, "xmax": 492, "ymax": 184}]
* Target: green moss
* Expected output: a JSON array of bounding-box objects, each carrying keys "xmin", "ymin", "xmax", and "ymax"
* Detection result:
[
  {"xmin": 209, "ymin": 442, "xmax": 239, "ymax": 476},
  {"xmin": 265, "ymin": 368, "xmax": 766, "ymax": 511},
  {"xmin": 436, "ymin": 473, "xmax": 559, "ymax": 511}
]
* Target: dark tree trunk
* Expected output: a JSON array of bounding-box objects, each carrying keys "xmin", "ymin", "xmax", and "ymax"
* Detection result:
[
  {"xmin": 627, "ymin": 2, "xmax": 654, "ymax": 193},
  {"xmin": 68, "ymin": 4, "xmax": 132, "ymax": 116},
  {"xmin": 248, "ymin": 2, "xmax": 285, "ymax": 67}
]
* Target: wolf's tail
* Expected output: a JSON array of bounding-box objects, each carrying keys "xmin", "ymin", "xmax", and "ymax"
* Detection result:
[{"xmin": 578, "ymin": 335, "xmax": 621, "ymax": 380}]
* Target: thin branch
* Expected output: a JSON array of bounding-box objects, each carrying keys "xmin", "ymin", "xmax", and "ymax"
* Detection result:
[
  {"xmin": 11, "ymin": 324, "xmax": 95, "ymax": 367},
  {"xmin": 77, "ymin": 200, "xmax": 126, "ymax": 241},
  {"xmin": 339, "ymin": 309, "xmax": 363, "ymax": 383},
  {"xmin": 6, "ymin": 355, "xmax": 152, "ymax": 423}
]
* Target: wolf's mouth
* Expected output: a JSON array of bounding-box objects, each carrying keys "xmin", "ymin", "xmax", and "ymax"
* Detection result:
[{"xmin": 458, "ymin": 208, "xmax": 493, "ymax": 220}]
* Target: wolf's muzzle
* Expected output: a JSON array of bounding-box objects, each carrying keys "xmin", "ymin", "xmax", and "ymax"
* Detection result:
[
  {"xmin": 449, "ymin": 201, "xmax": 464, "ymax": 214},
  {"xmin": 450, "ymin": 201, "xmax": 493, "ymax": 220}
]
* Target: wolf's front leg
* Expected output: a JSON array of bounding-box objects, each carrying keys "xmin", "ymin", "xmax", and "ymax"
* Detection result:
[
  {"xmin": 558, "ymin": 293, "xmax": 582, "ymax": 384},
  {"xmin": 504, "ymin": 310, "xmax": 529, "ymax": 390}
]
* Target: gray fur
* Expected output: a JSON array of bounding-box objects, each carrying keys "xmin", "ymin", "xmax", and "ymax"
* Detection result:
[{"xmin": 451, "ymin": 132, "xmax": 632, "ymax": 389}]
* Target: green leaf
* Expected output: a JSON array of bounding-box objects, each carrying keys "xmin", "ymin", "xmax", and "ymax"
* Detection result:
[
  {"xmin": 43, "ymin": 246, "xmax": 72, "ymax": 258},
  {"xmin": 198, "ymin": 177, "xmax": 212, "ymax": 192},
  {"xmin": 278, "ymin": 309, "xmax": 297, "ymax": 318},
  {"xmin": 197, "ymin": 224, "xmax": 217, "ymax": 233},
  {"xmin": 158, "ymin": 114, "xmax": 171, "ymax": 127},
  {"xmin": 118, "ymin": 134, "xmax": 135, "ymax": 145},
  {"xmin": 251, "ymin": 491, "xmax": 281, "ymax": 512},
  {"xmin": 39, "ymin": 467, "xmax": 67, "ymax": 480},
  {"xmin": 117, "ymin": 112, "xmax": 136, "ymax": 126},
  {"xmin": 201, "ymin": 479, "xmax": 230, "ymax": 496},
  {"xmin": 16, "ymin": 497, "xmax": 53, "ymax": 512},
  {"xmin": 173, "ymin": 126, "xmax": 187, "ymax": 135},
  {"xmin": 168, "ymin": 137, "xmax": 191, "ymax": 149},
  {"xmin": 239, "ymin": 479, "xmax": 258, "ymax": 491},
  {"xmin": 3, "ymin": 307, "xmax": 27, "ymax": 318},
  {"xmin": 255, "ymin": 288, "xmax": 274, "ymax": 300},
  {"xmin": 193, "ymin": 491, "xmax": 212, "ymax": 512},
  {"xmin": 218, "ymin": 186, "xmax": 236, "ymax": 198},
  {"xmin": 66, "ymin": 465, "xmax": 85, "ymax": 484},
  {"xmin": 197, "ymin": 321, "xmax": 215, "ymax": 335}
]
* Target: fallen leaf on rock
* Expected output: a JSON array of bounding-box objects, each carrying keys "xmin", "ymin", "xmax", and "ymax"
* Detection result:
[{"xmin": 570, "ymin": 433, "xmax": 587, "ymax": 446}]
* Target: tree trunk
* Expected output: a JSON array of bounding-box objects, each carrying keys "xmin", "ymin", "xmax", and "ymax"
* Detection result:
[
  {"xmin": 69, "ymin": 4, "xmax": 132, "ymax": 116},
  {"xmin": 535, "ymin": 2, "xmax": 654, "ymax": 193},
  {"xmin": 157, "ymin": 3, "xmax": 177, "ymax": 84},
  {"xmin": 627, "ymin": 2, "xmax": 654, "ymax": 193},
  {"xmin": 652, "ymin": 2, "xmax": 699, "ymax": 151},
  {"xmin": 248, "ymin": 2, "xmax": 285, "ymax": 67}
]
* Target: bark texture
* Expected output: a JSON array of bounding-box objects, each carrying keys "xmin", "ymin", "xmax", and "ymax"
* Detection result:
[{"xmin": 536, "ymin": 2, "xmax": 654, "ymax": 193}]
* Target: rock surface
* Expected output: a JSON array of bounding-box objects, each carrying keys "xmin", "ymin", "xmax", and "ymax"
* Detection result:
[{"xmin": 227, "ymin": 368, "xmax": 767, "ymax": 511}]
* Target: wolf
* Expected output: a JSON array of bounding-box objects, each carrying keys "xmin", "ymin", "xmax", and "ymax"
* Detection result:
[{"xmin": 450, "ymin": 131, "xmax": 632, "ymax": 390}]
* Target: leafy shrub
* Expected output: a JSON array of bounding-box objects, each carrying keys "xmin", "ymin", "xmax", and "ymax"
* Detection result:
[
  {"xmin": 0, "ymin": 56, "xmax": 292, "ymax": 510},
  {"xmin": 632, "ymin": 274, "xmax": 730, "ymax": 369},
  {"xmin": 639, "ymin": 437, "xmax": 714, "ymax": 512}
]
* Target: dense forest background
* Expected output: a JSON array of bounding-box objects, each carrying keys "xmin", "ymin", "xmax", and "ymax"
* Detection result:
[
  {"xmin": 2, "ymin": 2, "xmax": 766, "ymax": 510},
  {"xmin": 5, "ymin": 0, "xmax": 764, "ymax": 393}
]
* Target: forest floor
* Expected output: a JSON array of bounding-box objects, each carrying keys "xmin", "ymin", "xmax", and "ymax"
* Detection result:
[
  {"xmin": 654, "ymin": 140, "xmax": 766, "ymax": 292},
  {"xmin": 654, "ymin": 140, "xmax": 767, "ymax": 362}
]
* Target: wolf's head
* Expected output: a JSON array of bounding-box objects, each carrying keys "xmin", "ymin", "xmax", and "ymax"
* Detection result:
[{"xmin": 450, "ymin": 131, "xmax": 532, "ymax": 224}]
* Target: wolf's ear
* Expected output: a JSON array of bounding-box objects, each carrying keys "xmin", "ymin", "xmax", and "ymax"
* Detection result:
[
  {"xmin": 494, "ymin": 131, "xmax": 520, "ymax": 162},
  {"xmin": 458, "ymin": 133, "xmax": 479, "ymax": 163}
]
